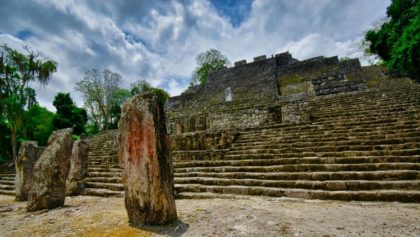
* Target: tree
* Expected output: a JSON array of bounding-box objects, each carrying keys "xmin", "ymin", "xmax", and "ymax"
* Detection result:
[
  {"xmin": 109, "ymin": 88, "xmax": 131, "ymax": 129},
  {"xmin": 0, "ymin": 118, "xmax": 12, "ymax": 162},
  {"xmin": 364, "ymin": 0, "xmax": 420, "ymax": 81},
  {"xmin": 75, "ymin": 69, "xmax": 122, "ymax": 131},
  {"xmin": 52, "ymin": 93, "xmax": 87, "ymax": 135},
  {"xmin": 130, "ymin": 80, "xmax": 170, "ymax": 104},
  {"xmin": 191, "ymin": 49, "xmax": 230, "ymax": 85},
  {"xmin": 0, "ymin": 44, "xmax": 57, "ymax": 162},
  {"xmin": 24, "ymin": 104, "xmax": 55, "ymax": 146}
]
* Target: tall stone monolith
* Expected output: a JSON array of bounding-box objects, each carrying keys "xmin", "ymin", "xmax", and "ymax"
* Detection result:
[
  {"xmin": 27, "ymin": 128, "xmax": 73, "ymax": 212},
  {"xmin": 119, "ymin": 93, "xmax": 177, "ymax": 226},
  {"xmin": 15, "ymin": 141, "xmax": 38, "ymax": 201},
  {"xmin": 66, "ymin": 134, "xmax": 89, "ymax": 196}
]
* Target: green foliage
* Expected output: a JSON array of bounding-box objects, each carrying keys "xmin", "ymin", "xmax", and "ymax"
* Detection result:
[
  {"xmin": 339, "ymin": 57, "xmax": 352, "ymax": 62},
  {"xmin": 52, "ymin": 93, "xmax": 87, "ymax": 135},
  {"xmin": 130, "ymin": 80, "xmax": 153, "ymax": 95},
  {"xmin": 0, "ymin": 117, "xmax": 11, "ymax": 161},
  {"xmin": 109, "ymin": 88, "xmax": 131, "ymax": 129},
  {"xmin": 85, "ymin": 123, "xmax": 100, "ymax": 138},
  {"xmin": 130, "ymin": 80, "xmax": 170, "ymax": 104},
  {"xmin": 151, "ymin": 88, "xmax": 170, "ymax": 104},
  {"xmin": 365, "ymin": 0, "xmax": 420, "ymax": 81},
  {"xmin": 72, "ymin": 134, "xmax": 80, "ymax": 141},
  {"xmin": 23, "ymin": 105, "xmax": 54, "ymax": 146},
  {"xmin": 191, "ymin": 49, "xmax": 230, "ymax": 85},
  {"xmin": 0, "ymin": 44, "xmax": 57, "ymax": 161}
]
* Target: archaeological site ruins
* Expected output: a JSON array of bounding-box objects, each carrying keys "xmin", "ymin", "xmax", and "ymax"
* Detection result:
[{"xmin": 1, "ymin": 52, "xmax": 419, "ymax": 205}]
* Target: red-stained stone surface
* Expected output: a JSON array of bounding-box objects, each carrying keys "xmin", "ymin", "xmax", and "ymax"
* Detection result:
[{"xmin": 119, "ymin": 93, "xmax": 177, "ymax": 226}]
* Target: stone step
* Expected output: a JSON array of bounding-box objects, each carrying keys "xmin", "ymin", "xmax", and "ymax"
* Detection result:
[
  {"xmin": 86, "ymin": 182, "xmax": 124, "ymax": 191},
  {"xmin": 314, "ymin": 107, "xmax": 418, "ymax": 117},
  {"xmin": 232, "ymin": 134, "xmax": 420, "ymax": 147},
  {"xmin": 0, "ymin": 168, "xmax": 15, "ymax": 173},
  {"xmin": 244, "ymin": 118, "xmax": 419, "ymax": 132},
  {"xmin": 256, "ymin": 117, "xmax": 420, "ymax": 128},
  {"xmin": 174, "ymin": 156, "xmax": 420, "ymax": 168},
  {"xmin": 312, "ymin": 101, "xmax": 420, "ymax": 110},
  {"xmin": 0, "ymin": 174, "xmax": 15, "ymax": 178},
  {"xmin": 88, "ymin": 156, "xmax": 118, "ymax": 160},
  {"xmin": 313, "ymin": 93, "xmax": 419, "ymax": 104},
  {"xmin": 175, "ymin": 192, "xmax": 243, "ymax": 199},
  {"xmin": 88, "ymin": 171, "xmax": 122, "ymax": 177},
  {"xmin": 80, "ymin": 188, "xmax": 123, "ymax": 197},
  {"xmin": 174, "ymin": 184, "xmax": 420, "ymax": 202},
  {"xmin": 88, "ymin": 167, "xmax": 123, "ymax": 173},
  {"xmin": 87, "ymin": 161, "xmax": 119, "ymax": 166},
  {"xmin": 314, "ymin": 101, "xmax": 419, "ymax": 111},
  {"xmin": 0, "ymin": 190, "xmax": 15, "ymax": 195},
  {"xmin": 226, "ymin": 143, "xmax": 420, "ymax": 155},
  {"xmin": 237, "ymin": 130, "xmax": 420, "ymax": 144},
  {"xmin": 247, "ymin": 118, "xmax": 420, "ymax": 133},
  {"xmin": 89, "ymin": 149, "xmax": 117, "ymax": 152},
  {"xmin": 86, "ymin": 177, "xmax": 122, "ymax": 183},
  {"xmin": 89, "ymin": 146, "xmax": 117, "ymax": 150},
  {"xmin": 0, "ymin": 184, "xmax": 14, "ymax": 190},
  {"xmin": 174, "ymin": 170, "xmax": 420, "ymax": 181},
  {"xmin": 0, "ymin": 176, "xmax": 15, "ymax": 183},
  {"xmin": 0, "ymin": 180, "xmax": 14, "ymax": 185},
  {"xmin": 174, "ymin": 163, "xmax": 420, "ymax": 173},
  {"xmin": 87, "ymin": 163, "xmax": 121, "ymax": 169},
  {"xmin": 88, "ymin": 153, "xmax": 118, "ymax": 157},
  {"xmin": 314, "ymin": 110, "xmax": 419, "ymax": 119},
  {"xmin": 223, "ymin": 149, "xmax": 420, "ymax": 160},
  {"xmin": 175, "ymin": 177, "xmax": 420, "ymax": 191},
  {"xmin": 172, "ymin": 149, "xmax": 420, "ymax": 162},
  {"xmin": 89, "ymin": 151, "xmax": 117, "ymax": 154},
  {"xmin": 315, "ymin": 115, "xmax": 419, "ymax": 125},
  {"xmin": 230, "ymin": 134, "xmax": 420, "ymax": 151},
  {"xmin": 316, "ymin": 98, "xmax": 419, "ymax": 107},
  {"xmin": 315, "ymin": 98, "xmax": 419, "ymax": 108},
  {"xmin": 238, "ymin": 127, "xmax": 420, "ymax": 140}
]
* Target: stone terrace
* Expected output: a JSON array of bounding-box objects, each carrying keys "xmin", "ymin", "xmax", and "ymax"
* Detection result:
[
  {"xmin": 173, "ymin": 81, "xmax": 419, "ymax": 201},
  {"xmin": 64, "ymin": 78, "xmax": 419, "ymax": 201}
]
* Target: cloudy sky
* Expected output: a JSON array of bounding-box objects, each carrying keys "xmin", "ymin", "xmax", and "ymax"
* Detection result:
[{"xmin": 0, "ymin": 0, "xmax": 390, "ymax": 111}]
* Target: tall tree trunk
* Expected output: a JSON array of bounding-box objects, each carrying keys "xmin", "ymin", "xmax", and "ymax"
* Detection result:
[{"xmin": 10, "ymin": 126, "xmax": 17, "ymax": 166}]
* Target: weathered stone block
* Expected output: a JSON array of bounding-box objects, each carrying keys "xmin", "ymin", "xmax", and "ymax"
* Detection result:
[
  {"xmin": 254, "ymin": 55, "xmax": 266, "ymax": 62},
  {"xmin": 119, "ymin": 93, "xmax": 177, "ymax": 226},
  {"xmin": 15, "ymin": 141, "xmax": 38, "ymax": 201},
  {"xmin": 27, "ymin": 128, "xmax": 73, "ymax": 212},
  {"xmin": 234, "ymin": 60, "xmax": 246, "ymax": 67},
  {"xmin": 66, "ymin": 134, "xmax": 89, "ymax": 196}
]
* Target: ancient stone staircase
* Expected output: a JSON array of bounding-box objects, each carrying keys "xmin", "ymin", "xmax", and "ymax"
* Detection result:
[
  {"xmin": 173, "ymin": 82, "xmax": 420, "ymax": 201},
  {"xmin": 0, "ymin": 81, "xmax": 418, "ymax": 202},
  {"xmin": 0, "ymin": 163, "xmax": 15, "ymax": 195},
  {"xmin": 82, "ymin": 130, "xmax": 124, "ymax": 197}
]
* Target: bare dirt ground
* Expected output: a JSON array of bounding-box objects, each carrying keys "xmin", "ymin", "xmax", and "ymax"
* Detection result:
[{"xmin": 0, "ymin": 194, "xmax": 419, "ymax": 237}]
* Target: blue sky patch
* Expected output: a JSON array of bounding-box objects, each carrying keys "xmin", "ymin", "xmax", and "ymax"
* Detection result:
[
  {"xmin": 210, "ymin": 0, "xmax": 253, "ymax": 27},
  {"xmin": 15, "ymin": 30, "xmax": 35, "ymax": 40}
]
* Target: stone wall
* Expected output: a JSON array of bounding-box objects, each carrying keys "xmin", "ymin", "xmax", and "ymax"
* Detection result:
[
  {"xmin": 169, "ymin": 130, "xmax": 238, "ymax": 151},
  {"xmin": 166, "ymin": 52, "xmax": 370, "ymax": 139},
  {"xmin": 276, "ymin": 57, "xmax": 367, "ymax": 97}
]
